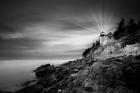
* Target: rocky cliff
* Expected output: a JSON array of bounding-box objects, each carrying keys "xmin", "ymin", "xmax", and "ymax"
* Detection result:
[{"xmin": 13, "ymin": 38, "xmax": 140, "ymax": 93}]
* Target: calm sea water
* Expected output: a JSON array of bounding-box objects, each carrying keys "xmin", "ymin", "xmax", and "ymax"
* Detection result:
[{"xmin": 0, "ymin": 60, "xmax": 68, "ymax": 92}]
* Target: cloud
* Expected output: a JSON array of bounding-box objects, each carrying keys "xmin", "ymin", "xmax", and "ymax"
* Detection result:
[
  {"xmin": 0, "ymin": 0, "xmax": 121, "ymax": 59},
  {"xmin": 0, "ymin": 11, "xmax": 117, "ymax": 59}
]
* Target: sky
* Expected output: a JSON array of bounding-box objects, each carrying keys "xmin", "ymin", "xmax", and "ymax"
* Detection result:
[{"xmin": 0, "ymin": 0, "xmax": 140, "ymax": 60}]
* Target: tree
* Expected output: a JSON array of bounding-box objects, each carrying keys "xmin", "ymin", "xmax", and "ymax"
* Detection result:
[
  {"xmin": 126, "ymin": 19, "xmax": 137, "ymax": 35},
  {"xmin": 82, "ymin": 40, "xmax": 100, "ymax": 57},
  {"xmin": 82, "ymin": 47, "xmax": 92, "ymax": 57},
  {"xmin": 137, "ymin": 20, "xmax": 140, "ymax": 33},
  {"xmin": 114, "ymin": 18, "xmax": 126, "ymax": 39}
]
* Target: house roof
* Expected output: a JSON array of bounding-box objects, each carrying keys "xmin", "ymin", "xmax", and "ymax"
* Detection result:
[
  {"xmin": 100, "ymin": 32, "xmax": 106, "ymax": 37},
  {"xmin": 100, "ymin": 32, "xmax": 114, "ymax": 37},
  {"xmin": 107, "ymin": 32, "xmax": 113, "ymax": 37}
]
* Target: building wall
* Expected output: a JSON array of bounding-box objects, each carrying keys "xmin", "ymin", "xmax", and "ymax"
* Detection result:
[
  {"xmin": 107, "ymin": 37, "xmax": 114, "ymax": 44},
  {"xmin": 100, "ymin": 36, "xmax": 107, "ymax": 46},
  {"xmin": 100, "ymin": 36, "xmax": 114, "ymax": 46}
]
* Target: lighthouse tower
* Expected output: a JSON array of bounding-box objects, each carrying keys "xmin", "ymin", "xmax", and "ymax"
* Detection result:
[{"xmin": 99, "ymin": 32, "xmax": 107, "ymax": 46}]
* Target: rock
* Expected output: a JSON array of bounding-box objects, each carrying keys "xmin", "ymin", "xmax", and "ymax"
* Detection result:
[
  {"xmin": 83, "ymin": 87, "xmax": 95, "ymax": 92},
  {"xmin": 34, "ymin": 64, "xmax": 55, "ymax": 78},
  {"xmin": 57, "ymin": 89, "xmax": 62, "ymax": 93},
  {"xmin": 14, "ymin": 55, "xmax": 140, "ymax": 93}
]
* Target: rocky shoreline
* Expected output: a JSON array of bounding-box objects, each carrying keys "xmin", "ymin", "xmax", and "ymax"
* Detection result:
[{"xmin": 1, "ymin": 55, "xmax": 138, "ymax": 93}]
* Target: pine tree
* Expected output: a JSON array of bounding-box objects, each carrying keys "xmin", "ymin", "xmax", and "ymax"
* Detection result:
[
  {"xmin": 126, "ymin": 19, "xmax": 137, "ymax": 35},
  {"xmin": 114, "ymin": 18, "xmax": 126, "ymax": 39}
]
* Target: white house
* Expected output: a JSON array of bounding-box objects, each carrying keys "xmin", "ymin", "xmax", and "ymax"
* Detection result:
[{"xmin": 99, "ymin": 32, "xmax": 114, "ymax": 46}]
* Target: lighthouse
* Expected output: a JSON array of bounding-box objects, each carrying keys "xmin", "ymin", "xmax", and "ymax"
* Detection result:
[
  {"xmin": 99, "ymin": 32, "xmax": 114, "ymax": 46},
  {"xmin": 99, "ymin": 32, "xmax": 107, "ymax": 46}
]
